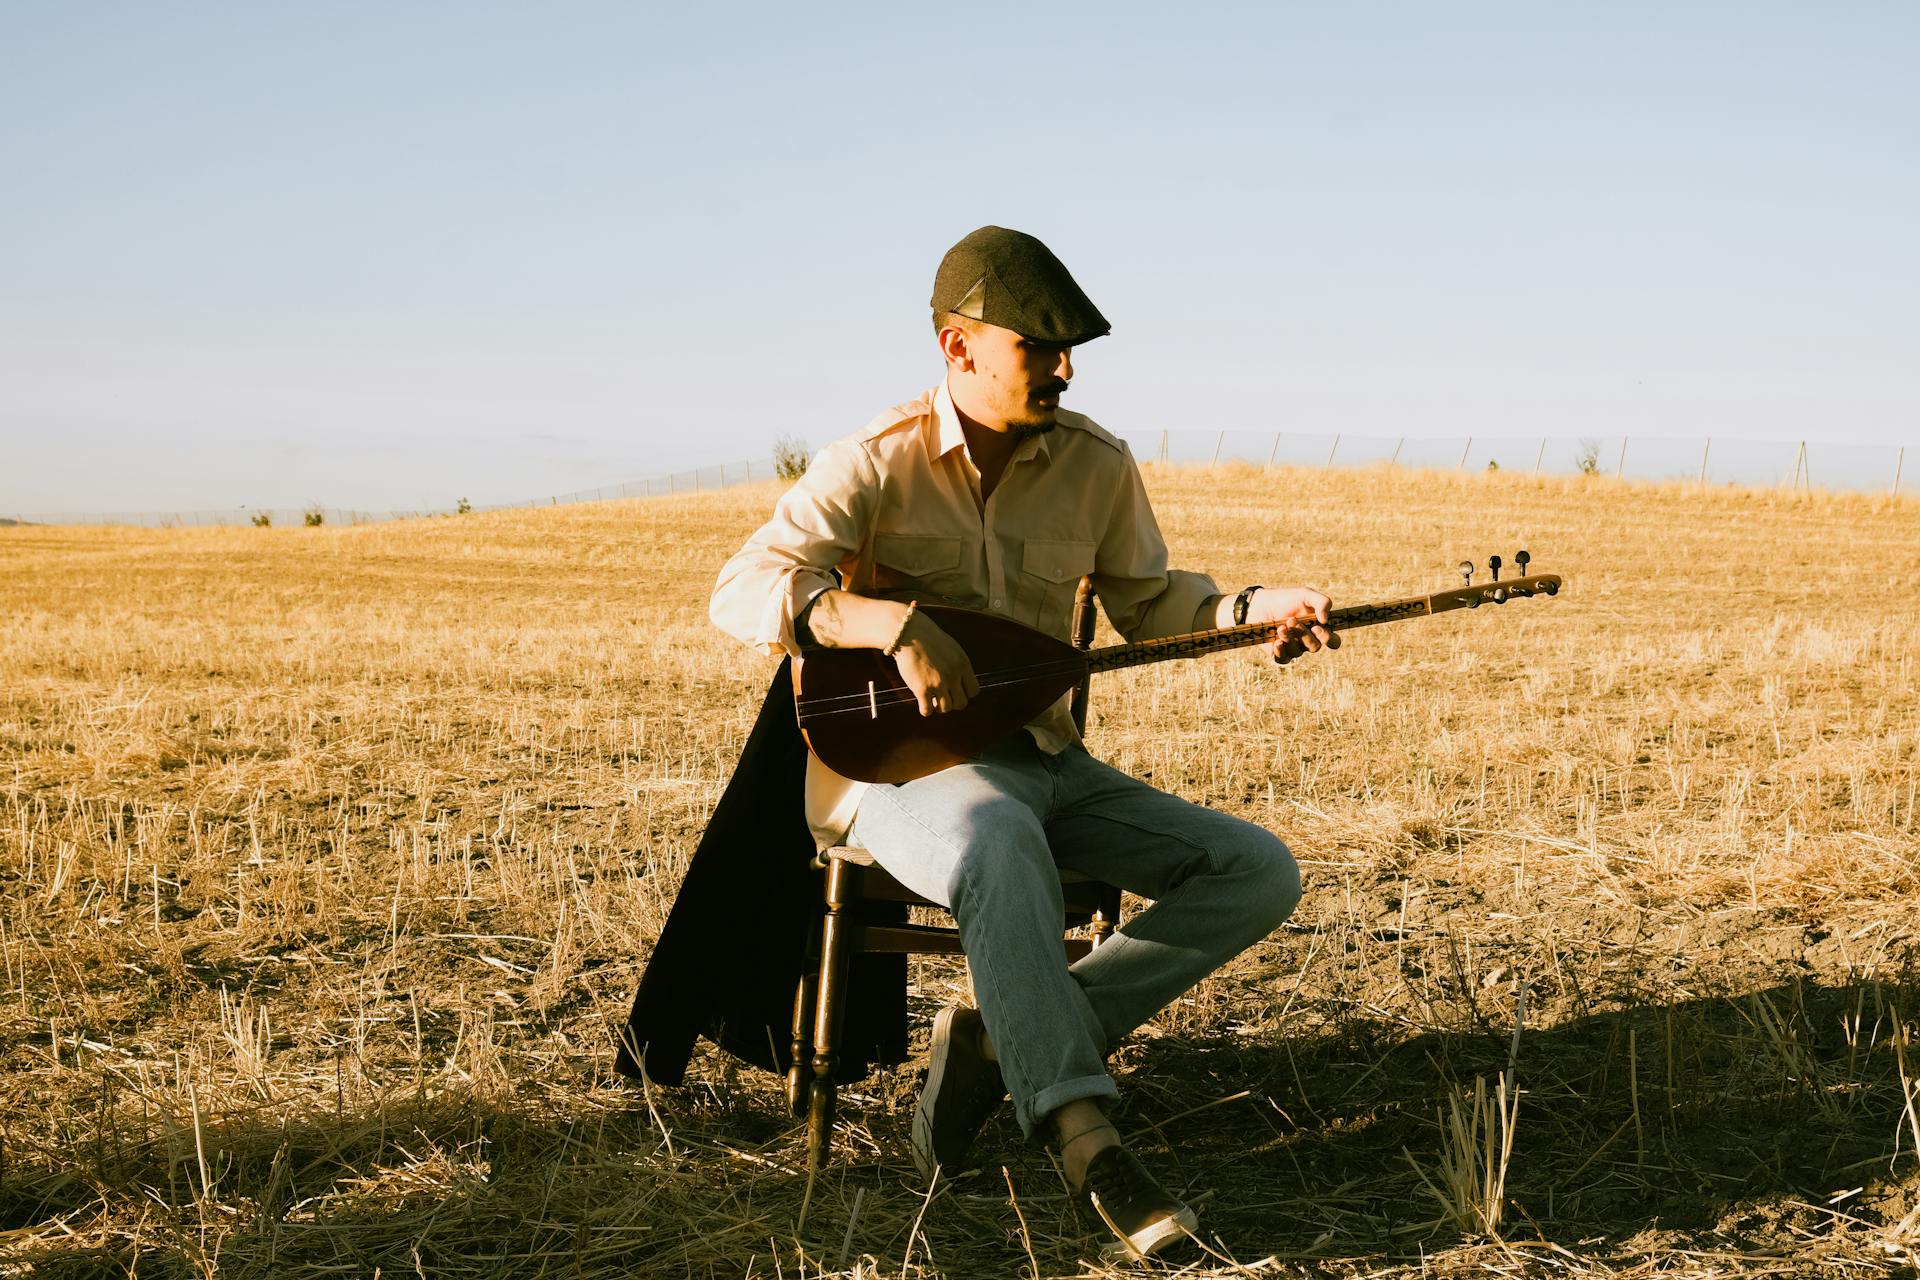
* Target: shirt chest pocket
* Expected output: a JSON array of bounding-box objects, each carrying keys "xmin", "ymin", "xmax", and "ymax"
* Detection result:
[
  {"xmin": 871, "ymin": 532, "xmax": 968, "ymax": 601},
  {"xmin": 1019, "ymin": 537, "xmax": 1096, "ymax": 628}
]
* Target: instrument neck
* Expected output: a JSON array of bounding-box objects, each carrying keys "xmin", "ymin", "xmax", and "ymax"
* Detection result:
[{"xmin": 1084, "ymin": 596, "xmax": 1432, "ymax": 674}]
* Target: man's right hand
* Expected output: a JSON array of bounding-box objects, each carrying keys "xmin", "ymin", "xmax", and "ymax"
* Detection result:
[
  {"xmin": 893, "ymin": 611, "xmax": 980, "ymax": 716},
  {"xmin": 798, "ymin": 591, "xmax": 980, "ymax": 716}
]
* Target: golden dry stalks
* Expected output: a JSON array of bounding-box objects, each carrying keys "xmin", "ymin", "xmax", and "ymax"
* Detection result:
[
  {"xmin": 217, "ymin": 986, "xmax": 273, "ymax": 1099},
  {"xmin": 1406, "ymin": 1071, "xmax": 1520, "ymax": 1238},
  {"xmin": 1897, "ymin": 1016, "xmax": 1920, "ymax": 1168}
]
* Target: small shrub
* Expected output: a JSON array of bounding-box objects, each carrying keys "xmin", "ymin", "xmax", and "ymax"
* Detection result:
[
  {"xmin": 1574, "ymin": 440, "xmax": 1601, "ymax": 476},
  {"xmin": 772, "ymin": 435, "xmax": 810, "ymax": 481},
  {"xmin": 250, "ymin": 512, "xmax": 272, "ymax": 528},
  {"xmin": 1486, "ymin": 459, "xmax": 1500, "ymax": 472},
  {"xmin": 304, "ymin": 507, "xmax": 325, "ymax": 527},
  {"xmin": 456, "ymin": 497, "xmax": 472, "ymax": 515}
]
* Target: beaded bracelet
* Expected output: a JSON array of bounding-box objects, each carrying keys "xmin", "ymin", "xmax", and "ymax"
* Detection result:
[{"xmin": 882, "ymin": 600, "xmax": 918, "ymax": 656}]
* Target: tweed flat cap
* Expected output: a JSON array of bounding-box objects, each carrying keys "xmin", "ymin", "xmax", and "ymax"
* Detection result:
[{"xmin": 931, "ymin": 226, "xmax": 1111, "ymax": 345}]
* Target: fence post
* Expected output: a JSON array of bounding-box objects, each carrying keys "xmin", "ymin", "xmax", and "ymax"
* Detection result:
[
  {"xmin": 1895, "ymin": 446, "xmax": 1904, "ymax": 495},
  {"xmin": 1458, "ymin": 437, "xmax": 1473, "ymax": 470},
  {"xmin": 1211, "ymin": 431, "xmax": 1224, "ymax": 466},
  {"xmin": 1534, "ymin": 439, "xmax": 1546, "ymax": 474},
  {"xmin": 1326, "ymin": 435, "xmax": 1340, "ymax": 467},
  {"xmin": 1391, "ymin": 438, "xmax": 1404, "ymax": 466},
  {"xmin": 1267, "ymin": 433, "xmax": 1281, "ymax": 468},
  {"xmin": 1798, "ymin": 442, "xmax": 1810, "ymax": 491},
  {"xmin": 1789, "ymin": 442, "xmax": 1805, "ymax": 491},
  {"xmin": 1158, "ymin": 430, "xmax": 1168, "ymax": 465},
  {"xmin": 1616, "ymin": 438, "xmax": 1628, "ymax": 478},
  {"xmin": 1699, "ymin": 438, "xmax": 1711, "ymax": 486}
]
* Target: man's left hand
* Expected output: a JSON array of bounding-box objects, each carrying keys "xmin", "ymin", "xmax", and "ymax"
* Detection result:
[{"xmin": 1246, "ymin": 587, "xmax": 1339, "ymax": 665}]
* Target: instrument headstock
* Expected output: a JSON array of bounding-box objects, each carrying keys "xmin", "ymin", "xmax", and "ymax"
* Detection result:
[{"xmin": 1430, "ymin": 549, "xmax": 1561, "ymax": 613}]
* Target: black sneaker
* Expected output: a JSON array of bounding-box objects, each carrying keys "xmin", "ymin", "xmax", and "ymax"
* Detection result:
[
  {"xmin": 911, "ymin": 1006, "xmax": 1006, "ymax": 1180},
  {"xmin": 1075, "ymin": 1144, "xmax": 1199, "ymax": 1261}
]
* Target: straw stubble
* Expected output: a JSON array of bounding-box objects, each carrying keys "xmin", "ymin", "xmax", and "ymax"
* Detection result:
[{"xmin": 1, "ymin": 464, "xmax": 1917, "ymax": 1276}]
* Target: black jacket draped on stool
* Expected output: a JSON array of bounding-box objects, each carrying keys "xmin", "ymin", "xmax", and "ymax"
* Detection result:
[{"xmin": 615, "ymin": 659, "xmax": 909, "ymax": 1086}]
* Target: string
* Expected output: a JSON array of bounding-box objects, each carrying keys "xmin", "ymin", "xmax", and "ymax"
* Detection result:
[
  {"xmin": 793, "ymin": 655, "xmax": 1092, "ymax": 715},
  {"xmin": 795, "ymin": 662, "xmax": 1087, "ymax": 721},
  {"xmin": 793, "ymin": 625, "xmax": 1289, "ymax": 720},
  {"xmin": 792, "ymin": 624, "xmax": 1288, "ymax": 717},
  {"xmin": 791, "ymin": 580, "xmax": 1551, "ymax": 721},
  {"xmin": 792, "ymin": 621, "xmax": 1310, "ymax": 717}
]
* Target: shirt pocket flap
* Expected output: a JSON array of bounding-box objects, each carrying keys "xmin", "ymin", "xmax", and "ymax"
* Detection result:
[
  {"xmin": 1023, "ymin": 538, "xmax": 1096, "ymax": 584},
  {"xmin": 873, "ymin": 533, "xmax": 962, "ymax": 576}
]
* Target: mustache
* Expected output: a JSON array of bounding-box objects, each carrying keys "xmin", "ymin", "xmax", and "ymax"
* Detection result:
[{"xmin": 1034, "ymin": 381, "xmax": 1070, "ymax": 398}]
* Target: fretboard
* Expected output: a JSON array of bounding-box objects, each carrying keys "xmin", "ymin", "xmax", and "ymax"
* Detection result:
[{"xmin": 1084, "ymin": 596, "xmax": 1434, "ymax": 674}]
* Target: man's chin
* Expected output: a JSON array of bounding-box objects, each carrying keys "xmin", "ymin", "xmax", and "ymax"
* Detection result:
[{"xmin": 1011, "ymin": 406, "xmax": 1060, "ymax": 438}]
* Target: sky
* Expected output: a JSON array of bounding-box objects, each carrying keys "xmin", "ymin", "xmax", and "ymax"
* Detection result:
[{"xmin": 2, "ymin": 2, "xmax": 1916, "ymax": 515}]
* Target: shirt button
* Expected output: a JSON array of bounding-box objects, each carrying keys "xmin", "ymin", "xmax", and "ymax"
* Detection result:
[{"xmin": 991, "ymin": 599, "xmax": 1003, "ymax": 609}]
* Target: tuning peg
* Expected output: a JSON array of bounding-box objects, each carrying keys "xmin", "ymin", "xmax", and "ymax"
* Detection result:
[
  {"xmin": 1492, "ymin": 586, "xmax": 1508, "ymax": 603},
  {"xmin": 1458, "ymin": 560, "xmax": 1474, "ymax": 586},
  {"xmin": 1489, "ymin": 554, "xmax": 1503, "ymax": 582},
  {"xmin": 1514, "ymin": 549, "xmax": 1530, "ymax": 577}
]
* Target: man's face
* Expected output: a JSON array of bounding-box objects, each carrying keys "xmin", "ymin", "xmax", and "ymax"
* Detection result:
[{"xmin": 947, "ymin": 322, "xmax": 1075, "ymax": 434}]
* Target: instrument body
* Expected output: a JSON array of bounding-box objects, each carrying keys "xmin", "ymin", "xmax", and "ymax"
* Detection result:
[
  {"xmin": 794, "ymin": 574, "xmax": 1562, "ymax": 784},
  {"xmin": 794, "ymin": 605, "xmax": 1087, "ymax": 785}
]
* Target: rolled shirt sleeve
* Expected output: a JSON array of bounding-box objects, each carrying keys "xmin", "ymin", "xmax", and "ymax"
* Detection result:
[
  {"xmin": 710, "ymin": 439, "xmax": 878, "ymax": 657},
  {"xmin": 1090, "ymin": 442, "xmax": 1220, "ymax": 642}
]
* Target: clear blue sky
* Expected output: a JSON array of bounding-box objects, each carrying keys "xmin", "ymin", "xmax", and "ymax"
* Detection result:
[{"xmin": 3, "ymin": 2, "xmax": 1915, "ymax": 513}]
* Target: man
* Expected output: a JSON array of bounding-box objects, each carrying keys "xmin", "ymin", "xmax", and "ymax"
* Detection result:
[{"xmin": 708, "ymin": 226, "xmax": 1334, "ymax": 1260}]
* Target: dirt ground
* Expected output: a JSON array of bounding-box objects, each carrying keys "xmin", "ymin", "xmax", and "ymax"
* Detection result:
[{"xmin": 2, "ymin": 464, "xmax": 1917, "ymax": 1277}]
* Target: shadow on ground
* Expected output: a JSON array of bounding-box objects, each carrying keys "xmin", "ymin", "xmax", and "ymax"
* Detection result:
[{"xmin": 3, "ymin": 980, "xmax": 1916, "ymax": 1277}]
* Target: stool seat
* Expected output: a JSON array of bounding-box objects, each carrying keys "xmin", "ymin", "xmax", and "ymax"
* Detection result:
[{"xmin": 822, "ymin": 843, "xmax": 1108, "ymax": 883}]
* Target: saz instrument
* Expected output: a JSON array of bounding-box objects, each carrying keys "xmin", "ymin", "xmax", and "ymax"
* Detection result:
[{"xmin": 794, "ymin": 554, "xmax": 1562, "ymax": 785}]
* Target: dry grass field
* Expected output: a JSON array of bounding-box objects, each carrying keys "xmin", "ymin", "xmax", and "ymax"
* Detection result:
[{"xmin": 3, "ymin": 464, "xmax": 1919, "ymax": 1279}]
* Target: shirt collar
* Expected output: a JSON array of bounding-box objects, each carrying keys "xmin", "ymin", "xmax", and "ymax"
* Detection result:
[
  {"xmin": 932, "ymin": 378, "xmax": 1056, "ymax": 466},
  {"xmin": 931, "ymin": 379, "xmax": 969, "ymax": 459}
]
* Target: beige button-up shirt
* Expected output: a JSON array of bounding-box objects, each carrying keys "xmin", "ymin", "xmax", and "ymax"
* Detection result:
[{"xmin": 710, "ymin": 380, "xmax": 1219, "ymax": 846}]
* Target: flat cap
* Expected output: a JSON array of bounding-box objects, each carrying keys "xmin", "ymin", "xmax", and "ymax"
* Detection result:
[{"xmin": 931, "ymin": 226, "xmax": 1111, "ymax": 345}]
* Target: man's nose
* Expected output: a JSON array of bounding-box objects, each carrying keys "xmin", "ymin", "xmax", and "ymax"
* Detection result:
[{"xmin": 1056, "ymin": 349, "xmax": 1074, "ymax": 383}]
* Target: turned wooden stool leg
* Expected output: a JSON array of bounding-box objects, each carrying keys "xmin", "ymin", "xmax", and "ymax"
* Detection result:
[
  {"xmin": 787, "ymin": 955, "xmax": 817, "ymax": 1118},
  {"xmin": 807, "ymin": 856, "xmax": 862, "ymax": 1170},
  {"xmin": 1088, "ymin": 883, "xmax": 1122, "ymax": 948}
]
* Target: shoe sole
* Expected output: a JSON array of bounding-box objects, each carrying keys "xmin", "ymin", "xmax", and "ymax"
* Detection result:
[
  {"xmin": 911, "ymin": 1006, "xmax": 961, "ymax": 1181},
  {"xmin": 1091, "ymin": 1198, "xmax": 1199, "ymax": 1262}
]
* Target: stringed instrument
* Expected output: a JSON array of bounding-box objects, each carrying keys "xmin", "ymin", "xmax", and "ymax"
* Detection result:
[{"xmin": 794, "ymin": 555, "xmax": 1562, "ymax": 784}]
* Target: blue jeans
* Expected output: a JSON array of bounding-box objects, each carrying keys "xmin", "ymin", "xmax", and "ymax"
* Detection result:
[{"xmin": 846, "ymin": 733, "xmax": 1302, "ymax": 1136}]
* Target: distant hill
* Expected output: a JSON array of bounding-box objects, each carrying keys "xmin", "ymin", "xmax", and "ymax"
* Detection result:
[{"xmin": 0, "ymin": 517, "xmax": 32, "ymax": 527}]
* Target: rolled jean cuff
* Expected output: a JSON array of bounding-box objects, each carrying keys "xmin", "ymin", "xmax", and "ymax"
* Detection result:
[{"xmin": 1019, "ymin": 1073, "xmax": 1121, "ymax": 1139}]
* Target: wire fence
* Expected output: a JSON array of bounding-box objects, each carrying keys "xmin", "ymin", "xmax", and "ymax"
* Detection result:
[
  {"xmin": 1118, "ymin": 431, "xmax": 1909, "ymax": 496},
  {"xmin": 3, "ymin": 434, "xmax": 1910, "ymax": 529}
]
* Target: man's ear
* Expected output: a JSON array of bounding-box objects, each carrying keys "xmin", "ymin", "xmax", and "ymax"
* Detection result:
[{"xmin": 936, "ymin": 325, "xmax": 973, "ymax": 372}]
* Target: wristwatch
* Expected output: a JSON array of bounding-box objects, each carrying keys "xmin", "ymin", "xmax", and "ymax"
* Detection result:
[{"xmin": 1232, "ymin": 585, "xmax": 1262, "ymax": 627}]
